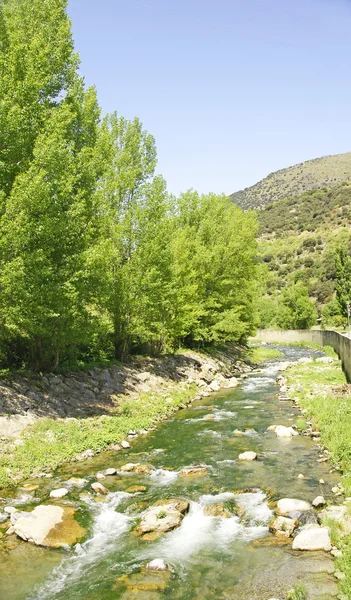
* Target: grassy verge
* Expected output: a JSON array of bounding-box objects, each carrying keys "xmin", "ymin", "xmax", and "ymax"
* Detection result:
[
  {"xmin": 248, "ymin": 346, "xmax": 284, "ymax": 363},
  {"xmin": 0, "ymin": 383, "xmax": 197, "ymax": 490},
  {"xmin": 285, "ymin": 352, "xmax": 351, "ymax": 597}
]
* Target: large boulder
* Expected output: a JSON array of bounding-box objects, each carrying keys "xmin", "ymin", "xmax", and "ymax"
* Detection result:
[
  {"xmin": 10, "ymin": 505, "xmax": 85, "ymax": 548},
  {"xmin": 276, "ymin": 498, "xmax": 311, "ymax": 516},
  {"xmin": 292, "ymin": 525, "xmax": 332, "ymax": 551},
  {"xmin": 135, "ymin": 499, "xmax": 189, "ymax": 540}
]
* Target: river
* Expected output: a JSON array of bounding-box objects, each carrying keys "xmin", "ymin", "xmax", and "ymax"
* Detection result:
[{"xmin": 0, "ymin": 345, "xmax": 341, "ymax": 599}]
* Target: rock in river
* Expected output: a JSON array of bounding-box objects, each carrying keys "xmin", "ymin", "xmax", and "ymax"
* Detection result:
[
  {"xmin": 179, "ymin": 465, "xmax": 208, "ymax": 477},
  {"xmin": 269, "ymin": 516, "xmax": 298, "ymax": 538},
  {"xmin": 276, "ymin": 498, "xmax": 311, "ymax": 516},
  {"xmin": 135, "ymin": 498, "xmax": 189, "ymax": 540},
  {"xmin": 275, "ymin": 425, "xmax": 298, "ymax": 438},
  {"xmin": 91, "ymin": 482, "xmax": 109, "ymax": 494},
  {"xmin": 49, "ymin": 488, "xmax": 68, "ymax": 499},
  {"xmin": 120, "ymin": 463, "xmax": 152, "ymax": 474},
  {"xmin": 204, "ymin": 503, "xmax": 233, "ymax": 518},
  {"xmin": 292, "ymin": 525, "xmax": 332, "ymax": 551},
  {"xmin": 9, "ymin": 505, "xmax": 85, "ymax": 548},
  {"xmin": 238, "ymin": 451, "xmax": 257, "ymax": 461}
]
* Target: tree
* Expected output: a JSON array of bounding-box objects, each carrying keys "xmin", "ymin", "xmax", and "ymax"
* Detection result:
[
  {"xmin": 335, "ymin": 246, "xmax": 351, "ymax": 317},
  {"xmin": 171, "ymin": 191, "xmax": 258, "ymax": 346},
  {"xmin": 276, "ymin": 284, "xmax": 317, "ymax": 330},
  {"xmin": 0, "ymin": 0, "xmax": 78, "ymax": 195}
]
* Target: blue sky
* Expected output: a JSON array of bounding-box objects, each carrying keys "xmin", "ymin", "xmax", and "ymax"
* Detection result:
[{"xmin": 67, "ymin": 0, "xmax": 351, "ymax": 196}]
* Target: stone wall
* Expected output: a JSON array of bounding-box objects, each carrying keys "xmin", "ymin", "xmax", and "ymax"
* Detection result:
[{"xmin": 253, "ymin": 329, "xmax": 351, "ymax": 382}]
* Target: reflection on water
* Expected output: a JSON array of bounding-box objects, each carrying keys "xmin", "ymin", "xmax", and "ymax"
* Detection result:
[{"xmin": 0, "ymin": 345, "xmax": 340, "ymax": 600}]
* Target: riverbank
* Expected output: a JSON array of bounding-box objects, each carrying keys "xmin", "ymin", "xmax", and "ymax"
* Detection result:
[
  {"xmin": 278, "ymin": 348, "xmax": 351, "ymax": 599},
  {"xmin": 0, "ymin": 347, "xmax": 251, "ymax": 489}
]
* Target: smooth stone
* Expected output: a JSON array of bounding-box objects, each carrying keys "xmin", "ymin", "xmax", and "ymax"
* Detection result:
[
  {"xmin": 96, "ymin": 472, "xmax": 106, "ymax": 480},
  {"xmin": 120, "ymin": 463, "xmax": 152, "ymax": 474},
  {"xmin": 297, "ymin": 474, "xmax": 306, "ymax": 479},
  {"xmin": 238, "ymin": 451, "xmax": 257, "ymax": 461},
  {"xmin": 4, "ymin": 506, "xmax": 17, "ymax": 515},
  {"xmin": 49, "ymin": 488, "xmax": 68, "ymax": 499},
  {"xmin": 267, "ymin": 425, "xmax": 277, "ymax": 431},
  {"xmin": 269, "ymin": 516, "xmax": 298, "ymax": 538},
  {"xmin": 65, "ymin": 477, "xmax": 87, "ymax": 488},
  {"xmin": 312, "ymin": 495, "xmax": 326, "ymax": 508},
  {"xmin": 91, "ymin": 482, "xmax": 109, "ymax": 495},
  {"xmin": 275, "ymin": 425, "xmax": 298, "ymax": 438},
  {"xmin": 121, "ymin": 440, "xmax": 131, "ymax": 449},
  {"xmin": 104, "ymin": 468, "xmax": 118, "ymax": 476},
  {"xmin": 276, "ymin": 498, "xmax": 311, "ymax": 516},
  {"xmin": 145, "ymin": 559, "xmax": 170, "ymax": 571},
  {"xmin": 11, "ymin": 504, "xmax": 85, "ymax": 548},
  {"xmin": 292, "ymin": 525, "xmax": 332, "ymax": 551},
  {"xmin": 319, "ymin": 479, "xmax": 325, "ymax": 484}
]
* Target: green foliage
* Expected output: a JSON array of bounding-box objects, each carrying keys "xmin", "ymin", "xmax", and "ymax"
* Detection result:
[
  {"xmin": 0, "ymin": 383, "xmax": 197, "ymax": 489},
  {"xmin": 286, "ymin": 582, "xmax": 307, "ymax": 600},
  {"xmin": 0, "ymin": 0, "xmax": 260, "ymax": 371},
  {"xmin": 258, "ymin": 284, "xmax": 317, "ymax": 330},
  {"xmin": 248, "ymin": 346, "xmax": 283, "ymax": 363},
  {"xmin": 335, "ymin": 246, "xmax": 351, "ymax": 316}
]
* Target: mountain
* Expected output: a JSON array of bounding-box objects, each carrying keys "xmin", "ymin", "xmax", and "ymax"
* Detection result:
[
  {"xmin": 257, "ymin": 182, "xmax": 351, "ymax": 326},
  {"xmin": 231, "ymin": 152, "xmax": 351, "ymax": 210}
]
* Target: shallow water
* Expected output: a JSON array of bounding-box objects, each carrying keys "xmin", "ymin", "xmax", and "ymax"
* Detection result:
[{"xmin": 0, "ymin": 346, "xmax": 340, "ymax": 600}]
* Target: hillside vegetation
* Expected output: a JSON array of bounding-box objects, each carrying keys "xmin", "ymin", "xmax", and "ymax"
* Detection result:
[
  {"xmin": 257, "ymin": 183, "xmax": 351, "ymax": 327},
  {"xmin": 231, "ymin": 153, "xmax": 351, "ymax": 210}
]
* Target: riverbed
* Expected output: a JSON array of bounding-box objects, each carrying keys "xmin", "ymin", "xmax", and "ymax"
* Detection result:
[{"xmin": 0, "ymin": 346, "xmax": 341, "ymax": 599}]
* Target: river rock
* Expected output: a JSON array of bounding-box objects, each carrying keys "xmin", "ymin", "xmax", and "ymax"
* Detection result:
[
  {"xmin": 115, "ymin": 568, "xmax": 172, "ymax": 596},
  {"xmin": 179, "ymin": 466, "xmax": 208, "ymax": 477},
  {"xmin": 276, "ymin": 498, "xmax": 311, "ymax": 516},
  {"xmin": 10, "ymin": 504, "xmax": 85, "ymax": 548},
  {"xmin": 91, "ymin": 482, "xmax": 109, "ymax": 494},
  {"xmin": 49, "ymin": 488, "xmax": 68, "ymax": 499},
  {"xmin": 125, "ymin": 485, "xmax": 147, "ymax": 493},
  {"xmin": 278, "ymin": 362, "xmax": 291, "ymax": 371},
  {"xmin": 269, "ymin": 516, "xmax": 298, "ymax": 538},
  {"xmin": 275, "ymin": 425, "xmax": 298, "ymax": 438},
  {"xmin": 312, "ymin": 495, "xmax": 326, "ymax": 508},
  {"xmin": 145, "ymin": 559, "xmax": 170, "ymax": 572},
  {"xmin": 238, "ymin": 451, "xmax": 257, "ymax": 461},
  {"xmin": 121, "ymin": 440, "xmax": 131, "ymax": 449},
  {"xmin": 224, "ymin": 377, "xmax": 239, "ymax": 388},
  {"xmin": 65, "ymin": 477, "xmax": 87, "ymax": 488},
  {"xmin": 292, "ymin": 525, "xmax": 332, "ymax": 551},
  {"xmin": 4, "ymin": 506, "xmax": 17, "ymax": 515},
  {"xmin": 204, "ymin": 503, "xmax": 233, "ymax": 518},
  {"xmin": 104, "ymin": 468, "xmax": 118, "ymax": 476},
  {"xmin": 120, "ymin": 463, "xmax": 152, "ymax": 474},
  {"xmin": 208, "ymin": 379, "xmax": 221, "ymax": 392},
  {"xmin": 135, "ymin": 498, "xmax": 189, "ymax": 539}
]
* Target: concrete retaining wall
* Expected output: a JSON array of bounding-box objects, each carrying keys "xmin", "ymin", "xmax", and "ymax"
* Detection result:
[{"xmin": 253, "ymin": 329, "xmax": 351, "ymax": 382}]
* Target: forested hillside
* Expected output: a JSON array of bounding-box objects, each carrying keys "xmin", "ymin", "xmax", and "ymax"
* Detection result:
[
  {"xmin": 231, "ymin": 153, "xmax": 351, "ymax": 210},
  {"xmin": 257, "ymin": 183, "xmax": 351, "ymax": 328},
  {"xmin": 0, "ymin": 0, "xmax": 258, "ymax": 372}
]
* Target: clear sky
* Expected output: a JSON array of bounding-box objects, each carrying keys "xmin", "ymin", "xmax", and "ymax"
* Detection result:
[{"xmin": 67, "ymin": 0, "xmax": 351, "ymax": 196}]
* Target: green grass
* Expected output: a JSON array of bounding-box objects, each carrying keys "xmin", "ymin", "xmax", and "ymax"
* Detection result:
[
  {"xmin": 286, "ymin": 582, "xmax": 307, "ymax": 600},
  {"xmin": 286, "ymin": 355, "xmax": 351, "ymax": 596},
  {"xmin": 248, "ymin": 346, "xmax": 283, "ymax": 363},
  {"xmin": 0, "ymin": 383, "xmax": 197, "ymax": 489}
]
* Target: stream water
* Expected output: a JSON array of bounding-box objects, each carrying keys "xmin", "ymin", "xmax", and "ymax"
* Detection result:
[{"xmin": 0, "ymin": 346, "xmax": 341, "ymax": 600}]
